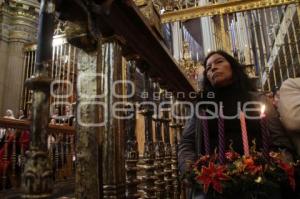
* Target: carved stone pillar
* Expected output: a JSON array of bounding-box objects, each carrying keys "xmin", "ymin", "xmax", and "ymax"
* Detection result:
[
  {"xmin": 100, "ymin": 37, "xmax": 126, "ymax": 199},
  {"xmin": 75, "ymin": 47, "xmax": 102, "ymax": 199},
  {"xmin": 0, "ymin": 0, "xmax": 39, "ymax": 114}
]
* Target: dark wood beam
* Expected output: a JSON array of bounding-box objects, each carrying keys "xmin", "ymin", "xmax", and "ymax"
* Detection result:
[
  {"xmin": 55, "ymin": 0, "xmax": 196, "ymax": 99},
  {"xmin": 0, "ymin": 118, "xmax": 75, "ymax": 134}
]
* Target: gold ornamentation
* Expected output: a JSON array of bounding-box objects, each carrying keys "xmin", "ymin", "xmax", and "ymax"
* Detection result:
[
  {"xmin": 0, "ymin": 0, "xmax": 39, "ymax": 42},
  {"xmin": 245, "ymin": 64, "xmax": 258, "ymax": 79},
  {"xmin": 179, "ymin": 42, "xmax": 200, "ymax": 90},
  {"xmin": 161, "ymin": 0, "xmax": 300, "ymax": 23},
  {"xmin": 133, "ymin": 0, "xmax": 148, "ymax": 6},
  {"xmin": 64, "ymin": 21, "xmax": 97, "ymax": 52},
  {"xmin": 54, "ymin": 21, "xmax": 67, "ymax": 36},
  {"xmin": 135, "ymin": 0, "xmax": 162, "ymax": 34}
]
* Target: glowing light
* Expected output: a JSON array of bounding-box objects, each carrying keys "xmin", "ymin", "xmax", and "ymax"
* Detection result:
[{"xmin": 260, "ymin": 104, "xmax": 266, "ymax": 117}]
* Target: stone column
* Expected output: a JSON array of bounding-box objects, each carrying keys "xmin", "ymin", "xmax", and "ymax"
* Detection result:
[
  {"xmin": 0, "ymin": 40, "xmax": 8, "ymax": 115},
  {"xmin": 100, "ymin": 36, "xmax": 126, "ymax": 199},
  {"xmin": 0, "ymin": 1, "xmax": 10, "ymax": 115},
  {"xmin": 0, "ymin": 0, "xmax": 39, "ymax": 115},
  {"xmin": 75, "ymin": 46, "xmax": 102, "ymax": 198}
]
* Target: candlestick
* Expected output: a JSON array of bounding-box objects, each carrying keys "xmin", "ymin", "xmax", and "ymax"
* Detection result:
[
  {"xmin": 218, "ymin": 106, "xmax": 225, "ymax": 164},
  {"xmin": 240, "ymin": 111, "xmax": 249, "ymax": 156},
  {"xmin": 260, "ymin": 105, "xmax": 269, "ymax": 159},
  {"xmin": 202, "ymin": 110, "xmax": 210, "ymax": 155}
]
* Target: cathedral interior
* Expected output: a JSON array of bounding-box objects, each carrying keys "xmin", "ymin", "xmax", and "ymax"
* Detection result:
[{"xmin": 0, "ymin": 0, "xmax": 300, "ymax": 198}]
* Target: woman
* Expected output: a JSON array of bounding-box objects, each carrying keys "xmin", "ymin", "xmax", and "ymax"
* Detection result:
[
  {"xmin": 4, "ymin": 109, "xmax": 15, "ymax": 119},
  {"xmin": 0, "ymin": 109, "xmax": 16, "ymax": 145},
  {"xmin": 178, "ymin": 50, "xmax": 295, "ymax": 199}
]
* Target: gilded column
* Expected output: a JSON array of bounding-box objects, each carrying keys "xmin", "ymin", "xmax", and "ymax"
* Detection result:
[
  {"xmin": 0, "ymin": 0, "xmax": 39, "ymax": 114},
  {"xmin": 22, "ymin": 0, "xmax": 54, "ymax": 198},
  {"xmin": 100, "ymin": 36, "xmax": 126, "ymax": 199},
  {"xmin": 220, "ymin": 14, "xmax": 231, "ymax": 53}
]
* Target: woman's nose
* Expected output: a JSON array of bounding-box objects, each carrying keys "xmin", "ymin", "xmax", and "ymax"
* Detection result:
[{"xmin": 211, "ymin": 64, "xmax": 218, "ymax": 71}]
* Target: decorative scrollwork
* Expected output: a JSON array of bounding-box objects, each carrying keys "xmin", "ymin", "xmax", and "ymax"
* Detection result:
[
  {"xmin": 22, "ymin": 151, "xmax": 53, "ymax": 198},
  {"xmin": 54, "ymin": 21, "xmax": 67, "ymax": 36}
]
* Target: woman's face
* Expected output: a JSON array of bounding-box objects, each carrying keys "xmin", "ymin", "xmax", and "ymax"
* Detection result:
[{"xmin": 206, "ymin": 53, "xmax": 233, "ymax": 87}]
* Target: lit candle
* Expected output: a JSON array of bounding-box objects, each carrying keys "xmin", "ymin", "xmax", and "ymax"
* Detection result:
[
  {"xmin": 260, "ymin": 105, "xmax": 269, "ymax": 159},
  {"xmin": 202, "ymin": 110, "xmax": 210, "ymax": 155},
  {"xmin": 218, "ymin": 106, "xmax": 225, "ymax": 164},
  {"xmin": 240, "ymin": 111, "xmax": 250, "ymax": 156}
]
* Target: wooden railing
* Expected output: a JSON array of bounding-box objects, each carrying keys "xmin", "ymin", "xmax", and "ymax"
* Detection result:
[{"xmin": 0, "ymin": 118, "xmax": 75, "ymax": 192}]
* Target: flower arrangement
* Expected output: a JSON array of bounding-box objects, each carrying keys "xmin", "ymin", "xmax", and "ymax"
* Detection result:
[{"xmin": 185, "ymin": 141, "xmax": 299, "ymax": 199}]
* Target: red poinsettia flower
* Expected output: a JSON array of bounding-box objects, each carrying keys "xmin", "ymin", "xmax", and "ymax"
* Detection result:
[
  {"xmin": 269, "ymin": 152, "xmax": 296, "ymax": 190},
  {"xmin": 196, "ymin": 162, "xmax": 230, "ymax": 193},
  {"xmin": 243, "ymin": 157, "xmax": 263, "ymax": 175},
  {"xmin": 278, "ymin": 161, "xmax": 295, "ymax": 191}
]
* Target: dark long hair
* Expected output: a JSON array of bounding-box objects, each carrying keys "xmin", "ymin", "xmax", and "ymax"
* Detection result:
[{"xmin": 202, "ymin": 50, "xmax": 256, "ymax": 93}]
